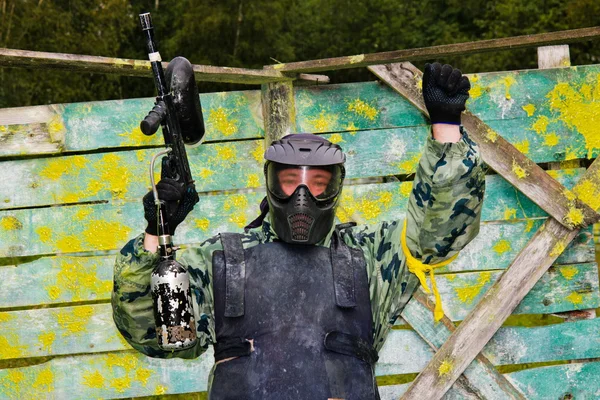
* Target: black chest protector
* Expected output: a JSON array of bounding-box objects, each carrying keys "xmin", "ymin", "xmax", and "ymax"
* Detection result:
[{"xmin": 210, "ymin": 228, "xmax": 379, "ymax": 400}]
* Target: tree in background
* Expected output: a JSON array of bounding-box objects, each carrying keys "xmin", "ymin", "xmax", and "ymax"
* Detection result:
[{"xmin": 0, "ymin": 0, "xmax": 598, "ymax": 107}]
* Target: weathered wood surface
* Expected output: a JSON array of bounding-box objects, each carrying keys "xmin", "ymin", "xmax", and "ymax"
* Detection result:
[
  {"xmin": 0, "ymin": 90, "xmax": 264, "ymax": 156},
  {"xmin": 2, "ymin": 326, "xmax": 600, "ymax": 399},
  {"xmin": 369, "ymin": 62, "xmax": 600, "ymax": 229},
  {"xmin": 401, "ymin": 290, "xmax": 525, "ymax": 400},
  {"xmin": 4, "ymin": 64, "xmax": 600, "ymax": 162},
  {"xmin": 379, "ymin": 361, "xmax": 600, "ymax": 400},
  {"xmin": 538, "ymin": 45, "xmax": 571, "ymax": 69},
  {"xmin": 0, "ymin": 169, "xmax": 593, "ymax": 258},
  {"xmin": 3, "ymin": 300, "xmax": 600, "ymax": 368},
  {"xmin": 0, "ymin": 47, "xmax": 288, "ymax": 84},
  {"xmin": 262, "ymin": 81, "xmax": 297, "ymax": 143},
  {"xmin": 264, "ymin": 27, "xmax": 600, "ymax": 73},
  {"xmin": 2, "ymin": 220, "xmax": 591, "ymax": 308},
  {"xmin": 0, "ymin": 124, "xmax": 586, "ymax": 208}
]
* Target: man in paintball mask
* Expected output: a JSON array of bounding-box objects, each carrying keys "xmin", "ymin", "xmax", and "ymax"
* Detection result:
[{"xmin": 112, "ymin": 62, "xmax": 485, "ymax": 399}]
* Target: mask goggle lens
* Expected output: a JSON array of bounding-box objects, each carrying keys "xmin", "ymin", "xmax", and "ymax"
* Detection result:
[{"xmin": 266, "ymin": 163, "xmax": 342, "ymax": 200}]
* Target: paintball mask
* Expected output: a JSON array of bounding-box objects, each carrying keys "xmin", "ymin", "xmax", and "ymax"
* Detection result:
[{"xmin": 264, "ymin": 134, "xmax": 346, "ymax": 245}]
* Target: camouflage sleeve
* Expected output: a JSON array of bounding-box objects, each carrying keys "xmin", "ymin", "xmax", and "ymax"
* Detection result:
[
  {"xmin": 111, "ymin": 233, "xmax": 216, "ymax": 359},
  {"xmin": 405, "ymin": 128, "xmax": 486, "ymax": 264}
]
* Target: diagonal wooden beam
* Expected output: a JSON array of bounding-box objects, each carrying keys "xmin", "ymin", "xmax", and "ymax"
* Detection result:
[
  {"xmin": 368, "ymin": 62, "xmax": 600, "ymax": 230},
  {"xmin": 401, "ymin": 290, "xmax": 526, "ymax": 399},
  {"xmin": 371, "ymin": 62, "xmax": 600, "ymax": 399},
  {"xmin": 266, "ymin": 27, "xmax": 600, "ymax": 73}
]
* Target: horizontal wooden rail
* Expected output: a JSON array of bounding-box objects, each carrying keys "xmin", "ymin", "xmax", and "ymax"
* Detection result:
[
  {"xmin": 266, "ymin": 26, "xmax": 600, "ymax": 73},
  {"xmin": 0, "ymin": 48, "xmax": 289, "ymax": 85}
]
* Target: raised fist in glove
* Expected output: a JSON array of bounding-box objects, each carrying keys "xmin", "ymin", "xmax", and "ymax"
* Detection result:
[
  {"xmin": 143, "ymin": 178, "xmax": 199, "ymax": 236},
  {"xmin": 423, "ymin": 62, "xmax": 471, "ymax": 125}
]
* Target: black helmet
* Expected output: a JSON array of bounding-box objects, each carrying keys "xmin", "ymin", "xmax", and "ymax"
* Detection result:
[{"xmin": 264, "ymin": 133, "xmax": 346, "ymax": 245}]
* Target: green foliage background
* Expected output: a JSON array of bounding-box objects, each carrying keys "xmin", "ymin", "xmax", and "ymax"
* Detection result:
[{"xmin": 1, "ymin": 0, "xmax": 599, "ymax": 107}]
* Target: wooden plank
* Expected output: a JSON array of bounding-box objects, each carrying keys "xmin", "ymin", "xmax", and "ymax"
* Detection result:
[
  {"xmin": 2, "ymin": 223, "xmax": 591, "ymax": 309},
  {"xmin": 262, "ymin": 81, "xmax": 296, "ymax": 144},
  {"xmin": 265, "ymin": 27, "xmax": 600, "ymax": 73},
  {"xmin": 379, "ymin": 361, "xmax": 600, "ymax": 399},
  {"xmin": 0, "ymin": 174, "xmax": 595, "ymax": 258},
  {"xmin": 538, "ymin": 45, "xmax": 571, "ymax": 69},
  {"xmin": 369, "ymin": 62, "xmax": 600, "ymax": 229},
  {"xmin": 3, "ymin": 301, "xmax": 600, "ymax": 366},
  {"xmin": 2, "ymin": 127, "xmax": 589, "ymax": 209},
  {"xmin": 0, "ymin": 48, "xmax": 287, "ymax": 84},
  {"xmin": 0, "ymin": 90, "xmax": 264, "ymax": 157}
]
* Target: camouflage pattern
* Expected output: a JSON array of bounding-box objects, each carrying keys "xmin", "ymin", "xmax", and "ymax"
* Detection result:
[{"xmin": 112, "ymin": 127, "xmax": 485, "ymax": 360}]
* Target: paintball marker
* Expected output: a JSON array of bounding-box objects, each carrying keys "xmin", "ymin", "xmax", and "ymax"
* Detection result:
[{"xmin": 139, "ymin": 12, "xmax": 205, "ymax": 351}]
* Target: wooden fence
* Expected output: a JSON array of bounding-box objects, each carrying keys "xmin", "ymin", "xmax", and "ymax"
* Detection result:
[{"xmin": 1, "ymin": 28, "xmax": 600, "ymax": 399}]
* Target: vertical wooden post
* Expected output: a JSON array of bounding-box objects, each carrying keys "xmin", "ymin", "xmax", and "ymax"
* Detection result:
[
  {"xmin": 537, "ymin": 45, "xmax": 571, "ymax": 69},
  {"xmin": 261, "ymin": 81, "xmax": 296, "ymax": 146}
]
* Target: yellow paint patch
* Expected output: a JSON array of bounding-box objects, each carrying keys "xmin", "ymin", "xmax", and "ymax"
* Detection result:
[
  {"xmin": 499, "ymin": 75, "xmax": 517, "ymax": 100},
  {"xmin": 512, "ymin": 160, "xmax": 529, "ymax": 179},
  {"xmin": 251, "ymin": 142, "xmax": 265, "ymax": 164},
  {"xmin": 7, "ymin": 370, "xmax": 24, "ymax": 384},
  {"xmin": 565, "ymin": 146, "xmax": 578, "ymax": 160},
  {"xmin": 119, "ymin": 126, "xmax": 159, "ymax": 147},
  {"xmin": 349, "ymin": 54, "xmax": 365, "ymax": 64},
  {"xmin": 46, "ymin": 285, "xmax": 61, "ymax": 300},
  {"xmin": 82, "ymin": 220, "xmax": 131, "ymax": 251},
  {"xmin": 98, "ymin": 154, "xmax": 130, "ymax": 199},
  {"xmin": 531, "ymin": 115, "xmax": 550, "ymax": 135},
  {"xmin": 0, "ymin": 216, "xmax": 22, "ymax": 230},
  {"xmin": 0, "ymin": 335, "xmax": 24, "ymax": 359},
  {"xmin": 47, "ymin": 115, "xmax": 65, "ymax": 137},
  {"xmin": 564, "ymin": 207, "xmax": 584, "ymax": 228},
  {"xmin": 347, "ymin": 99, "xmax": 379, "ymax": 120},
  {"xmin": 0, "ymin": 313, "xmax": 13, "ymax": 323},
  {"xmin": 522, "ymin": 104, "xmax": 536, "ymax": 117},
  {"xmin": 399, "ymin": 182, "xmax": 413, "ymax": 198},
  {"xmin": 135, "ymin": 368, "xmax": 153, "ymax": 386},
  {"xmin": 111, "ymin": 376, "xmax": 132, "ymax": 393},
  {"xmin": 469, "ymin": 85, "xmax": 483, "ymax": 99},
  {"xmin": 40, "ymin": 156, "xmax": 86, "ymax": 181},
  {"xmin": 546, "ymin": 170, "xmax": 559, "ymax": 179},
  {"xmin": 83, "ymin": 370, "xmax": 105, "ymax": 388},
  {"xmin": 55, "ymin": 306, "xmax": 94, "ymax": 335},
  {"xmin": 230, "ymin": 213, "xmax": 247, "ymax": 228},
  {"xmin": 574, "ymin": 178, "xmax": 600, "ymax": 210},
  {"xmin": 32, "ymin": 368, "xmax": 54, "ymax": 388},
  {"xmin": 224, "ymin": 194, "xmax": 249, "ymax": 211},
  {"xmin": 504, "ymin": 208, "xmax": 517, "ymax": 220},
  {"xmin": 514, "ymin": 140, "xmax": 530, "ymax": 154},
  {"xmin": 75, "ymin": 207, "xmax": 93, "ymax": 221},
  {"xmin": 199, "ymin": 168, "xmax": 214, "ymax": 179},
  {"xmin": 550, "ymin": 241, "xmax": 567, "ymax": 257},
  {"xmin": 155, "ymin": 385, "xmax": 168, "ymax": 395},
  {"xmin": 543, "ymin": 132, "xmax": 559, "ymax": 147},
  {"xmin": 438, "ymin": 360, "xmax": 453, "ymax": 377},
  {"xmin": 38, "ymin": 332, "xmax": 55, "ymax": 352},
  {"xmin": 308, "ymin": 110, "xmax": 339, "ymax": 133},
  {"xmin": 247, "ymin": 173, "xmax": 261, "ymax": 188},
  {"xmin": 208, "ymin": 107, "xmax": 238, "ymax": 136},
  {"xmin": 566, "ymin": 291, "xmax": 583, "ymax": 305},
  {"xmin": 328, "ymin": 133, "xmax": 344, "ymax": 144},
  {"xmin": 345, "ymin": 122, "xmax": 359, "ymax": 132},
  {"xmin": 563, "ymin": 189, "xmax": 576, "ymax": 202},
  {"xmin": 398, "ymin": 154, "xmax": 421, "ymax": 174},
  {"xmin": 195, "ymin": 218, "xmax": 210, "ymax": 231},
  {"xmin": 485, "ymin": 128, "xmax": 498, "ymax": 143},
  {"xmin": 547, "ymin": 76, "xmax": 600, "ymax": 158},
  {"xmin": 56, "ymin": 235, "xmax": 83, "ymax": 253},
  {"xmin": 105, "ymin": 353, "xmax": 139, "ymax": 372},
  {"xmin": 455, "ymin": 272, "xmax": 492, "ymax": 304},
  {"xmin": 215, "ymin": 145, "xmax": 237, "ymax": 161},
  {"xmin": 560, "ymin": 266, "xmax": 579, "ymax": 280},
  {"xmin": 493, "ymin": 239, "xmax": 511, "ymax": 254}
]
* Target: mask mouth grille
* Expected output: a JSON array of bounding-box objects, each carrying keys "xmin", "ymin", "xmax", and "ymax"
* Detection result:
[{"xmin": 288, "ymin": 213, "xmax": 314, "ymax": 242}]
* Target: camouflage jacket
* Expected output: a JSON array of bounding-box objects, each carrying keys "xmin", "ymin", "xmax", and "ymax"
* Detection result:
[{"xmin": 112, "ymin": 128, "xmax": 486, "ymax": 360}]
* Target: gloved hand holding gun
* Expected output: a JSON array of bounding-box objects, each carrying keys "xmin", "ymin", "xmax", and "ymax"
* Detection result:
[{"xmin": 138, "ymin": 12, "xmax": 205, "ymax": 351}]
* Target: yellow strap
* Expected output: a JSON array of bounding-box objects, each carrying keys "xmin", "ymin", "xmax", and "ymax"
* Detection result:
[{"xmin": 401, "ymin": 220, "xmax": 458, "ymax": 322}]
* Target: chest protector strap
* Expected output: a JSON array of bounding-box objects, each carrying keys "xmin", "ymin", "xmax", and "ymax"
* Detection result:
[
  {"xmin": 219, "ymin": 233, "xmax": 246, "ymax": 317},
  {"xmin": 331, "ymin": 223, "xmax": 357, "ymax": 308}
]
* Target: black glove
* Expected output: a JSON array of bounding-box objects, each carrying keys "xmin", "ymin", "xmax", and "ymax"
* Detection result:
[
  {"xmin": 143, "ymin": 179, "xmax": 199, "ymax": 236},
  {"xmin": 423, "ymin": 62, "xmax": 471, "ymax": 125}
]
